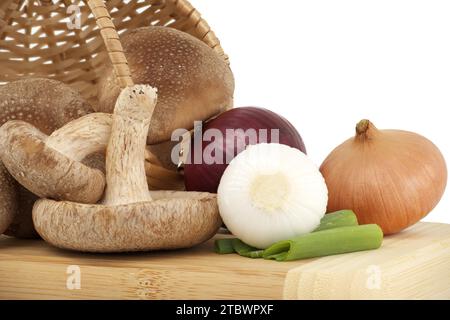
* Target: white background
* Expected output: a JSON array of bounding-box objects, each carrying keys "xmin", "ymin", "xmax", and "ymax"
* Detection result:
[{"xmin": 194, "ymin": 0, "xmax": 450, "ymax": 223}]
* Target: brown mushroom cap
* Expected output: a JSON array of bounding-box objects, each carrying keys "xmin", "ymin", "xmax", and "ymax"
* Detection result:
[
  {"xmin": 0, "ymin": 121, "xmax": 105, "ymax": 204},
  {"xmin": 33, "ymin": 191, "xmax": 222, "ymax": 252},
  {"xmin": 0, "ymin": 163, "xmax": 18, "ymax": 234},
  {"xmin": 4, "ymin": 185, "xmax": 40, "ymax": 238},
  {"xmin": 147, "ymin": 138, "xmax": 182, "ymax": 171},
  {"xmin": 0, "ymin": 78, "xmax": 92, "ymax": 132},
  {"xmin": 97, "ymin": 26, "xmax": 235, "ymax": 145},
  {"xmin": 0, "ymin": 78, "xmax": 93, "ymax": 237}
]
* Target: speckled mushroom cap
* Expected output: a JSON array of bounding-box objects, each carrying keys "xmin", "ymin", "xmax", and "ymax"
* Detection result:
[
  {"xmin": 0, "ymin": 121, "xmax": 105, "ymax": 204},
  {"xmin": 0, "ymin": 78, "xmax": 92, "ymax": 133},
  {"xmin": 97, "ymin": 26, "xmax": 235, "ymax": 145},
  {"xmin": 33, "ymin": 191, "xmax": 222, "ymax": 253},
  {"xmin": 0, "ymin": 78, "xmax": 93, "ymax": 237}
]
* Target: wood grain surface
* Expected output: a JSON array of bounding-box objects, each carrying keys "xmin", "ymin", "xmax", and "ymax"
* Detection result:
[{"xmin": 0, "ymin": 222, "xmax": 449, "ymax": 300}]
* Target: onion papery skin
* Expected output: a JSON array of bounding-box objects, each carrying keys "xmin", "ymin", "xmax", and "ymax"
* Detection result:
[
  {"xmin": 184, "ymin": 107, "xmax": 306, "ymax": 193},
  {"xmin": 320, "ymin": 120, "xmax": 447, "ymax": 235}
]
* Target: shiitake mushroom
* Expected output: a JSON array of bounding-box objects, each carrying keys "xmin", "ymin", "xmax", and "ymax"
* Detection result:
[{"xmin": 97, "ymin": 26, "xmax": 235, "ymax": 145}]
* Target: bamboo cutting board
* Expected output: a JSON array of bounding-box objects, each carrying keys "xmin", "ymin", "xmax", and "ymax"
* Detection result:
[{"xmin": 0, "ymin": 222, "xmax": 449, "ymax": 300}]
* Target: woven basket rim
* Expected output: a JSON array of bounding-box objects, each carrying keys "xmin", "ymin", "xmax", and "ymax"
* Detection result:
[{"xmin": 0, "ymin": 0, "xmax": 229, "ymax": 102}]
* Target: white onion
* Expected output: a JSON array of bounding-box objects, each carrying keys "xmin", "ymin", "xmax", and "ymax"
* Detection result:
[{"xmin": 218, "ymin": 143, "xmax": 328, "ymax": 249}]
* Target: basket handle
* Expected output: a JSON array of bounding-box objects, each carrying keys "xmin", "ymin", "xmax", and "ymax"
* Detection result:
[{"xmin": 87, "ymin": 0, "xmax": 133, "ymax": 89}]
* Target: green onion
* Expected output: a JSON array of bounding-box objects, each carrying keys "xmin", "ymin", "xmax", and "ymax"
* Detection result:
[
  {"xmin": 214, "ymin": 211, "xmax": 381, "ymax": 262},
  {"xmin": 243, "ymin": 250, "xmax": 265, "ymax": 259},
  {"xmin": 231, "ymin": 238, "xmax": 255, "ymax": 254},
  {"xmin": 230, "ymin": 239, "xmax": 264, "ymax": 259},
  {"xmin": 314, "ymin": 210, "xmax": 358, "ymax": 232},
  {"xmin": 264, "ymin": 252, "xmax": 288, "ymax": 261},
  {"xmin": 263, "ymin": 224, "xmax": 383, "ymax": 262},
  {"xmin": 214, "ymin": 238, "xmax": 235, "ymax": 254},
  {"xmin": 215, "ymin": 238, "xmax": 265, "ymax": 258}
]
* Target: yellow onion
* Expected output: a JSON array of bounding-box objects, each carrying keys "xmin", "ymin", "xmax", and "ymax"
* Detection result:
[{"xmin": 320, "ymin": 120, "xmax": 447, "ymax": 235}]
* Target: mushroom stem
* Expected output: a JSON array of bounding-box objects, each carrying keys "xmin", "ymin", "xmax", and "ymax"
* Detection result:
[
  {"xmin": 102, "ymin": 85, "xmax": 158, "ymax": 206},
  {"xmin": 46, "ymin": 113, "xmax": 112, "ymax": 162},
  {"xmin": 46, "ymin": 113, "xmax": 166, "ymax": 175}
]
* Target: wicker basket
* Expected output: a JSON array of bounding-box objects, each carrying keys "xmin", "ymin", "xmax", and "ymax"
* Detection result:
[
  {"xmin": 0, "ymin": 0, "xmax": 229, "ymax": 189},
  {"xmin": 0, "ymin": 0, "xmax": 228, "ymax": 105}
]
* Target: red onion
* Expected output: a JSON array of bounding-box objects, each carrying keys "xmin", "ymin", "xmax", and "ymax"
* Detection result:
[{"xmin": 184, "ymin": 107, "xmax": 306, "ymax": 193}]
